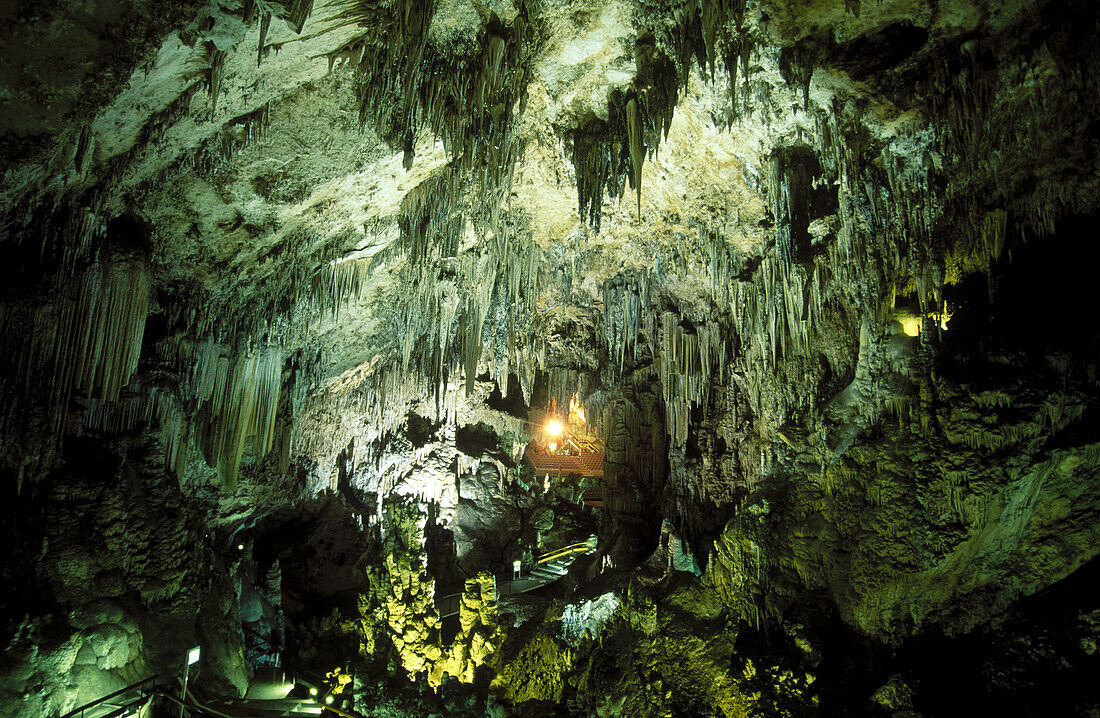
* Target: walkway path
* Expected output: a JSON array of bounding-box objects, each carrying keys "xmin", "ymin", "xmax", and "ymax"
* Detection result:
[
  {"xmin": 58, "ymin": 671, "xmax": 333, "ymax": 718},
  {"xmin": 59, "ymin": 677, "xmax": 158, "ymax": 718},
  {"xmin": 436, "ymin": 536, "xmax": 598, "ymax": 619},
  {"xmin": 60, "ymin": 538, "xmax": 599, "ymax": 718}
]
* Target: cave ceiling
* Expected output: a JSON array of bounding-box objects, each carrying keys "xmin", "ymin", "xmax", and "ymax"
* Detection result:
[{"xmin": 1, "ymin": 0, "xmax": 1099, "ymax": 715}]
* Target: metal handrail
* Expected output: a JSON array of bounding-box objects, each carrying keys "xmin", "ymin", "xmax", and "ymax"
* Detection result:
[
  {"xmin": 242, "ymin": 623, "xmax": 273, "ymax": 645},
  {"xmin": 437, "ymin": 538, "xmax": 596, "ymax": 603},
  {"xmin": 59, "ymin": 675, "xmax": 158, "ymax": 718},
  {"xmin": 152, "ymin": 690, "xmax": 236, "ymax": 718},
  {"xmin": 436, "ymin": 590, "xmax": 469, "ymax": 603},
  {"xmin": 320, "ymin": 701, "xmax": 369, "ymax": 718},
  {"xmin": 436, "ymin": 537, "xmax": 597, "ymax": 616},
  {"xmin": 536, "ymin": 540, "xmax": 595, "ymax": 565}
]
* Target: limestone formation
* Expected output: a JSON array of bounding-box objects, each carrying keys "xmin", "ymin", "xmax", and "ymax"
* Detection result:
[{"xmin": 1, "ymin": 0, "xmax": 1098, "ymax": 715}]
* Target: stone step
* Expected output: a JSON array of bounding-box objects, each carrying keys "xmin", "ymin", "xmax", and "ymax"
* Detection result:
[{"xmin": 530, "ymin": 567, "xmax": 561, "ymax": 580}]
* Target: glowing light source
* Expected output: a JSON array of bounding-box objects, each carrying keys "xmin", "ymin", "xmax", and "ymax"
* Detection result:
[
  {"xmin": 548, "ymin": 442, "xmax": 558, "ymax": 452},
  {"xmin": 325, "ymin": 695, "xmax": 334, "ymax": 705},
  {"xmin": 547, "ymin": 419, "xmax": 563, "ymax": 436},
  {"xmin": 237, "ymin": 543, "xmax": 245, "ymax": 551},
  {"xmin": 309, "ymin": 687, "xmax": 318, "ymax": 696}
]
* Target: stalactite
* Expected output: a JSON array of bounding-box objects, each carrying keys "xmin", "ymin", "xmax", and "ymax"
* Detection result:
[
  {"xmin": 572, "ymin": 66, "xmax": 949, "ymax": 466},
  {"xmin": 190, "ymin": 102, "xmax": 271, "ymax": 176},
  {"xmin": 571, "ymin": 43, "xmax": 676, "ymax": 230},
  {"xmin": 602, "ymin": 270, "xmax": 655, "ymax": 375},
  {"xmin": 308, "ymin": 255, "xmax": 373, "ymax": 319},
  {"xmin": 327, "ymin": 0, "xmax": 535, "ymax": 198},
  {"xmin": 572, "ymin": 114, "xmax": 623, "ymax": 232},
  {"xmin": 570, "ymin": 0, "xmax": 759, "ymax": 227},
  {"xmin": 395, "ymin": 171, "xmax": 465, "ymax": 265},
  {"xmin": 655, "ymin": 312, "xmax": 727, "ymax": 446},
  {"xmin": 0, "ymin": 254, "xmax": 150, "ymax": 487},
  {"xmin": 72, "ymin": 258, "xmax": 152, "ymax": 401},
  {"xmin": 256, "ymin": 9, "xmax": 271, "ymax": 66},
  {"xmin": 205, "ymin": 44, "xmax": 227, "ymax": 115},
  {"xmin": 155, "ymin": 338, "xmax": 287, "ymax": 490},
  {"xmin": 297, "ymin": 356, "xmax": 446, "ymax": 470},
  {"xmin": 353, "ymin": 163, "xmax": 543, "ymax": 404},
  {"xmin": 80, "ymin": 390, "xmax": 161, "ymax": 436},
  {"xmin": 281, "ymin": 0, "xmax": 315, "ymax": 33},
  {"xmin": 625, "ymin": 97, "xmax": 643, "ymax": 213},
  {"xmin": 0, "ymin": 194, "xmax": 106, "ymax": 282},
  {"xmin": 157, "ymin": 395, "xmax": 189, "ymax": 478},
  {"xmin": 656, "ymin": 0, "xmax": 753, "ymax": 117}
]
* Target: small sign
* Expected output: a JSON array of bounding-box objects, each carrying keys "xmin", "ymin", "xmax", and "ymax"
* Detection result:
[{"xmin": 187, "ymin": 646, "xmax": 201, "ymax": 665}]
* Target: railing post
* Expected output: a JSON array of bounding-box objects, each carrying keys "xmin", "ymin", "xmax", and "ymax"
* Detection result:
[{"xmin": 179, "ymin": 661, "xmax": 189, "ymax": 718}]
